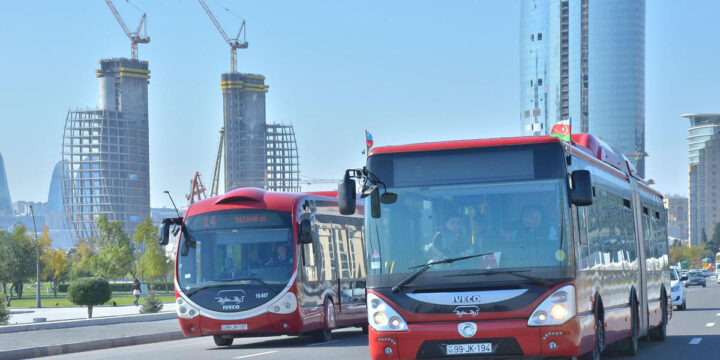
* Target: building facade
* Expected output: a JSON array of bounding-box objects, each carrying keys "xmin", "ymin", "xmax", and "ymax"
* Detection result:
[
  {"xmin": 683, "ymin": 114, "xmax": 720, "ymax": 246},
  {"xmin": 663, "ymin": 194, "xmax": 688, "ymax": 245},
  {"xmin": 0, "ymin": 152, "xmax": 12, "ymax": 217},
  {"xmin": 62, "ymin": 58, "xmax": 150, "ymax": 240},
  {"xmin": 220, "ymin": 73, "xmax": 300, "ymax": 193},
  {"xmin": 520, "ymin": 0, "xmax": 646, "ymax": 177}
]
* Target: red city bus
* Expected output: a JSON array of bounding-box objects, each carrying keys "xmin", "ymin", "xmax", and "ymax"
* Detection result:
[
  {"xmin": 338, "ymin": 134, "xmax": 670, "ymax": 359},
  {"xmin": 159, "ymin": 188, "xmax": 367, "ymax": 346}
]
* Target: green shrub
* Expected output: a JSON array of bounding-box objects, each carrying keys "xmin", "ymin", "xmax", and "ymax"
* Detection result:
[
  {"xmin": 139, "ymin": 292, "xmax": 164, "ymax": 314},
  {"xmin": 0, "ymin": 295, "xmax": 10, "ymax": 325},
  {"xmin": 67, "ymin": 277, "xmax": 112, "ymax": 318}
]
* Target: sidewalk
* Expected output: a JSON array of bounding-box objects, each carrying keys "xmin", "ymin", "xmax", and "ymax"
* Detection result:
[
  {"xmin": 7, "ymin": 303, "xmax": 177, "ymax": 324},
  {"xmin": 0, "ymin": 319, "xmax": 184, "ymax": 360}
]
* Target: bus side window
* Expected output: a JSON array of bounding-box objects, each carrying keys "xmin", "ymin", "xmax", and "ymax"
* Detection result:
[
  {"xmin": 302, "ymin": 232, "xmax": 318, "ymax": 281},
  {"xmin": 575, "ymin": 207, "xmax": 590, "ymax": 270}
]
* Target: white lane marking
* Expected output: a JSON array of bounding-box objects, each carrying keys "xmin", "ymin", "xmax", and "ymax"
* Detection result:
[
  {"xmin": 233, "ymin": 351, "xmax": 278, "ymax": 359},
  {"xmin": 304, "ymin": 340, "xmax": 339, "ymax": 347},
  {"xmin": 706, "ymin": 322, "xmax": 715, "ymax": 327},
  {"xmin": 689, "ymin": 338, "xmax": 702, "ymax": 345}
]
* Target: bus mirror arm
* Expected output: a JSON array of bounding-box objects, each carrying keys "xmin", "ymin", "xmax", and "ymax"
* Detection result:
[{"xmin": 570, "ymin": 170, "xmax": 593, "ymax": 206}]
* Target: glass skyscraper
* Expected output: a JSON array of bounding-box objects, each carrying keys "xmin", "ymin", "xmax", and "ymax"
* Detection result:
[
  {"xmin": 683, "ymin": 114, "xmax": 720, "ymax": 246},
  {"xmin": 520, "ymin": 0, "xmax": 646, "ymax": 177}
]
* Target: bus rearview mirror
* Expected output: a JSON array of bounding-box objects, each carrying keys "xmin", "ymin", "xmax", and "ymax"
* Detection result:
[
  {"xmin": 338, "ymin": 173, "xmax": 356, "ymax": 215},
  {"xmin": 299, "ymin": 219, "xmax": 312, "ymax": 244},
  {"xmin": 570, "ymin": 170, "xmax": 593, "ymax": 206}
]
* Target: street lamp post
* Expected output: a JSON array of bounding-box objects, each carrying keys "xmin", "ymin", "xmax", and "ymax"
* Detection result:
[
  {"xmin": 29, "ymin": 205, "xmax": 41, "ymax": 309},
  {"xmin": 163, "ymin": 190, "xmax": 181, "ymax": 217}
]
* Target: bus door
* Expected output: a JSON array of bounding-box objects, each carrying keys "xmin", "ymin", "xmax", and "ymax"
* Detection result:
[{"xmin": 629, "ymin": 178, "xmax": 649, "ymax": 336}]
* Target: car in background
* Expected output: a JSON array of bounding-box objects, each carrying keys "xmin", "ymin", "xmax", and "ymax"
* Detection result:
[
  {"xmin": 702, "ymin": 269, "xmax": 712, "ymax": 277},
  {"xmin": 670, "ymin": 267, "xmax": 686, "ymax": 310},
  {"xmin": 686, "ymin": 270, "xmax": 706, "ymax": 287}
]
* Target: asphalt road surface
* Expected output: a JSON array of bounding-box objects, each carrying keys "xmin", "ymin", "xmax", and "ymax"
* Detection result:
[{"xmin": 40, "ymin": 277, "xmax": 720, "ymax": 360}]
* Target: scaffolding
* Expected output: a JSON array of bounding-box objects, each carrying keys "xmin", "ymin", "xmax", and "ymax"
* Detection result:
[
  {"xmin": 61, "ymin": 109, "xmax": 150, "ymax": 240},
  {"xmin": 265, "ymin": 124, "xmax": 300, "ymax": 192}
]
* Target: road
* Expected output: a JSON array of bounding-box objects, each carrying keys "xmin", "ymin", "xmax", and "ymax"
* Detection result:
[{"xmin": 39, "ymin": 277, "xmax": 720, "ymax": 360}]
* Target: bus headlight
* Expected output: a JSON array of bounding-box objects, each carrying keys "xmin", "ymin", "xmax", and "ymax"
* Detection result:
[
  {"xmin": 367, "ymin": 293, "xmax": 408, "ymax": 332},
  {"xmin": 268, "ymin": 292, "xmax": 297, "ymax": 314},
  {"xmin": 528, "ymin": 285, "xmax": 576, "ymax": 326},
  {"xmin": 177, "ymin": 297, "xmax": 199, "ymax": 319}
]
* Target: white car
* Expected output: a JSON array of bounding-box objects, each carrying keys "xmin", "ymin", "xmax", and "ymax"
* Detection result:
[{"xmin": 671, "ymin": 267, "xmax": 686, "ymax": 310}]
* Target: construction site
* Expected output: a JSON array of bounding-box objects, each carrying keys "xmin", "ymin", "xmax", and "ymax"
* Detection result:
[{"xmin": 61, "ymin": 0, "xmax": 307, "ymax": 239}]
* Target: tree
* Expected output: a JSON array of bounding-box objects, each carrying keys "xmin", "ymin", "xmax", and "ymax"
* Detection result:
[
  {"xmin": 134, "ymin": 219, "xmax": 171, "ymax": 284},
  {"xmin": 0, "ymin": 294, "xmax": 10, "ymax": 325},
  {"xmin": 706, "ymin": 222, "xmax": 720, "ymax": 255},
  {"xmin": 42, "ymin": 248, "xmax": 68, "ymax": 298},
  {"xmin": 0, "ymin": 225, "xmax": 36, "ymax": 305},
  {"xmin": 139, "ymin": 292, "xmax": 163, "ymax": 314},
  {"xmin": 67, "ymin": 277, "xmax": 111, "ymax": 318},
  {"xmin": 67, "ymin": 239, "xmax": 95, "ymax": 280},
  {"xmin": 91, "ymin": 216, "xmax": 134, "ymax": 280}
]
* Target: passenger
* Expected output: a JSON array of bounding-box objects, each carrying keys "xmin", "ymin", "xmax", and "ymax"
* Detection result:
[
  {"xmin": 266, "ymin": 245, "xmax": 293, "ymax": 266},
  {"xmin": 219, "ymin": 257, "xmax": 239, "ymax": 280},
  {"xmin": 247, "ymin": 247, "xmax": 264, "ymax": 267}
]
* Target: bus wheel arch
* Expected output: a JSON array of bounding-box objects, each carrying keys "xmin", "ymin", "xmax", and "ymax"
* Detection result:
[
  {"xmin": 581, "ymin": 294, "xmax": 605, "ymax": 360},
  {"xmin": 620, "ymin": 290, "xmax": 639, "ymax": 355},
  {"xmin": 312, "ymin": 297, "xmax": 335, "ymax": 342},
  {"xmin": 649, "ymin": 288, "xmax": 668, "ymax": 341}
]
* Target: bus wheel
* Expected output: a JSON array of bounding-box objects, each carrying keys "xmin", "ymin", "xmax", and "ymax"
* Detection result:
[
  {"xmin": 361, "ymin": 325, "xmax": 369, "ymax": 334},
  {"xmin": 581, "ymin": 312, "xmax": 604, "ymax": 360},
  {"xmin": 313, "ymin": 299, "xmax": 335, "ymax": 342},
  {"xmin": 650, "ymin": 297, "xmax": 668, "ymax": 341},
  {"xmin": 213, "ymin": 335, "xmax": 233, "ymax": 347},
  {"xmin": 620, "ymin": 298, "xmax": 639, "ymax": 356}
]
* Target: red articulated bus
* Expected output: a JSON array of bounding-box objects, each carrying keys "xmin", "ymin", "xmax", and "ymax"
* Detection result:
[
  {"xmin": 159, "ymin": 188, "xmax": 367, "ymax": 346},
  {"xmin": 338, "ymin": 134, "xmax": 670, "ymax": 359}
]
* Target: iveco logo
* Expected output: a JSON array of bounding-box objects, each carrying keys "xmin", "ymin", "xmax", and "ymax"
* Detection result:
[{"xmin": 453, "ymin": 295, "xmax": 481, "ymax": 304}]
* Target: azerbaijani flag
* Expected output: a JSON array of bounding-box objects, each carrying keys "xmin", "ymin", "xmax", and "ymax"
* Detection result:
[
  {"xmin": 366, "ymin": 130, "xmax": 374, "ymax": 149},
  {"xmin": 550, "ymin": 120, "xmax": 571, "ymax": 142}
]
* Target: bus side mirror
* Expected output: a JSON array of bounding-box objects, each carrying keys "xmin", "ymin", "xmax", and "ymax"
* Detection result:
[
  {"xmin": 159, "ymin": 218, "xmax": 172, "ymax": 245},
  {"xmin": 570, "ymin": 170, "xmax": 593, "ymax": 206},
  {"xmin": 299, "ymin": 219, "xmax": 312, "ymax": 244},
  {"xmin": 338, "ymin": 173, "xmax": 356, "ymax": 215}
]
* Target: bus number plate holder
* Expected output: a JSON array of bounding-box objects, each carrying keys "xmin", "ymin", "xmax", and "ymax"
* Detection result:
[
  {"xmin": 445, "ymin": 343, "xmax": 492, "ymax": 355},
  {"xmin": 221, "ymin": 324, "xmax": 248, "ymax": 331}
]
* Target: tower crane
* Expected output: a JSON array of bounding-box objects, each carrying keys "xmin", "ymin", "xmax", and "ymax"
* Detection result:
[
  {"xmin": 105, "ymin": 0, "xmax": 150, "ymax": 60},
  {"xmin": 198, "ymin": 0, "xmax": 248, "ymax": 73},
  {"xmin": 186, "ymin": 172, "xmax": 208, "ymax": 205},
  {"xmin": 210, "ymin": 127, "xmax": 225, "ymax": 197}
]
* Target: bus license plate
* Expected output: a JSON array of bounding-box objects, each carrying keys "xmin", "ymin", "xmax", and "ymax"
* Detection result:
[
  {"xmin": 446, "ymin": 343, "xmax": 492, "ymax": 355},
  {"xmin": 221, "ymin": 324, "xmax": 248, "ymax": 331}
]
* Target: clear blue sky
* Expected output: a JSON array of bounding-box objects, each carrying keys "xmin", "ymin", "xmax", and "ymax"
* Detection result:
[{"xmin": 0, "ymin": 1, "xmax": 717, "ymax": 208}]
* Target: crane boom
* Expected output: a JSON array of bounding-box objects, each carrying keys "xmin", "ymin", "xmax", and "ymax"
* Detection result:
[
  {"xmin": 198, "ymin": 0, "xmax": 231, "ymax": 44},
  {"xmin": 105, "ymin": 0, "xmax": 132, "ymax": 37}
]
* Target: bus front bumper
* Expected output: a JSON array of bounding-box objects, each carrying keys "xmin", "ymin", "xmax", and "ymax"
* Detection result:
[
  {"xmin": 368, "ymin": 316, "xmax": 594, "ymax": 359},
  {"xmin": 177, "ymin": 311, "xmax": 302, "ymax": 338}
]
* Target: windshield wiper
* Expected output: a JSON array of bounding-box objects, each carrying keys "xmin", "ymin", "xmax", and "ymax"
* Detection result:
[
  {"xmin": 445, "ymin": 269, "xmax": 555, "ymax": 287},
  {"xmin": 184, "ymin": 278, "xmax": 280, "ymax": 297},
  {"xmin": 391, "ymin": 252, "xmax": 494, "ymax": 293}
]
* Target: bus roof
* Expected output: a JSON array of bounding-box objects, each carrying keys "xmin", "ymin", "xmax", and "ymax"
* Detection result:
[
  {"xmin": 368, "ymin": 133, "xmax": 645, "ymax": 185},
  {"xmin": 185, "ymin": 187, "xmax": 337, "ymax": 218}
]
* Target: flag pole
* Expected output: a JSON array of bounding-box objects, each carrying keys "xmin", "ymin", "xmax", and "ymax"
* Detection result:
[{"xmin": 365, "ymin": 129, "xmax": 369, "ymax": 159}]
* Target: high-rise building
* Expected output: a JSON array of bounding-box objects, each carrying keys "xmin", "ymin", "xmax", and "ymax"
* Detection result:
[
  {"xmin": 0, "ymin": 152, "xmax": 12, "ymax": 216},
  {"xmin": 520, "ymin": 0, "xmax": 646, "ymax": 177},
  {"xmin": 62, "ymin": 58, "xmax": 150, "ymax": 240},
  {"xmin": 220, "ymin": 73, "xmax": 300, "ymax": 193},
  {"xmin": 663, "ymin": 194, "xmax": 688, "ymax": 245},
  {"xmin": 683, "ymin": 114, "xmax": 720, "ymax": 246}
]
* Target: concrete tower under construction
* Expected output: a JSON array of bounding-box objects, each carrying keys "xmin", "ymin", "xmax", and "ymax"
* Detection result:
[
  {"xmin": 62, "ymin": 58, "xmax": 150, "ymax": 240},
  {"xmin": 221, "ymin": 73, "xmax": 300, "ymax": 192}
]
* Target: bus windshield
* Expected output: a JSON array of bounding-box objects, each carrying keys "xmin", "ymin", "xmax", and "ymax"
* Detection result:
[
  {"xmin": 177, "ymin": 209, "xmax": 294, "ymax": 309},
  {"xmin": 365, "ymin": 144, "xmax": 573, "ymax": 289}
]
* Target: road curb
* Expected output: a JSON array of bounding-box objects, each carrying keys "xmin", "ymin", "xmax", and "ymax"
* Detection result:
[
  {"xmin": 0, "ymin": 331, "xmax": 186, "ymax": 360},
  {"xmin": 0, "ymin": 312, "xmax": 176, "ymax": 334}
]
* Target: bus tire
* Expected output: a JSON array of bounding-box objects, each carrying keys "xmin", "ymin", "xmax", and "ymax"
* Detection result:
[
  {"xmin": 312, "ymin": 299, "xmax": 335, "ymax": 342},
  {"xmin": 620, "ymin": 295, "xmax": 639, "ymax": 356},
  {"xmin": 581, "ymin": 300, "xmax": 604, "ymax": 360},
  {"xmin": 213, "ymin": 335, "xmax": 233, "ymax": 347},
  {"xmin": 649, "ymin": 294, "xmax": 668, "ymax": 342},
  {"xmin": 361, "ymin": 325, "xmax": 369, "ymax": 334}
]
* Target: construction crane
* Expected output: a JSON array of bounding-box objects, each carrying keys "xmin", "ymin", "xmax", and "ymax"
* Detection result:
[
  {"xmin": 105, "ymin": 0, "xmax": 150, "ymax": 60},
  {"xmin": 300, "ymin": 177, "xmax": 341, "ymax": 186},
  {"xmin": 210, "ymin": 127, "xmax": 225, "ymax": 197},
  {"xmin": 198, "ymin": 0, "xmax": 248, "ymax": 73},
  {"xmin": 186, "ymin": 172, "xmax": 208, "ymax": 205}
]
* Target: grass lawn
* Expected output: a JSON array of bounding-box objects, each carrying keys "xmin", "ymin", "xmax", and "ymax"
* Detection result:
[{"xmin": 7, "ymin": 295, "xmax": 175, "ymax": 308}]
